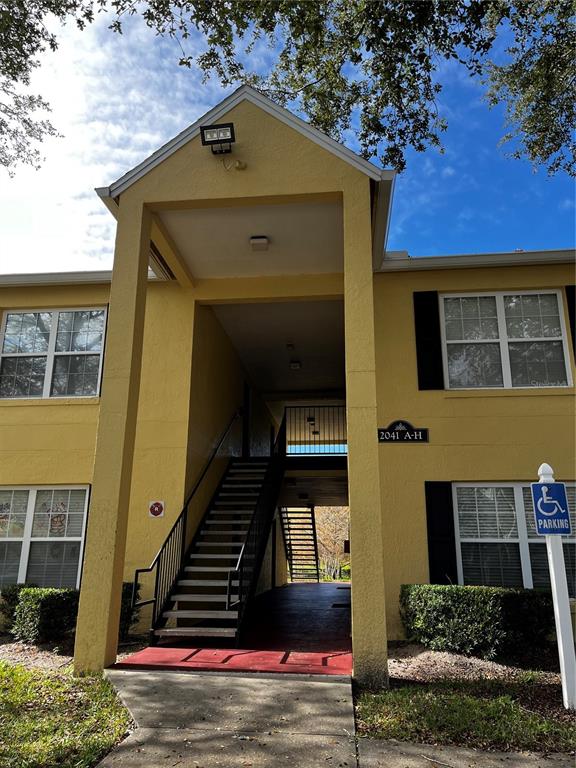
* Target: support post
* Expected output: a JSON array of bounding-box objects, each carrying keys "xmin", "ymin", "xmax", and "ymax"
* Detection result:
[
  {"xmin": 74, "ymin": 200, "xmax": 151, "ymax": 674},
  {"xmin": 343, "ymin": 183, "xmax": 388, "ymax": 687},
  {"xmin": 537, "ymin": 463, "xmax": 576, "ymax": 709}
]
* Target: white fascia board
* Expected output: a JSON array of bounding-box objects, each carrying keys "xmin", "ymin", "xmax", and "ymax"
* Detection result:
[
  {"xmin": 378, "ymin": 248, "xmax": 576, "ymax": 272},
  {"xmin": 372, "ymin": 177, "xmax": 396, "ymax": 270},
  {"xmin": 95, "ymin": 188, "xmax": 119, "ymax": 218},
  {"xmin": 0, "ymin": 271, "xmax": 114, "ymax": 286},
  {"xmin": 98, "ymin": 85, "xmax": 394, "ymax": 203}
]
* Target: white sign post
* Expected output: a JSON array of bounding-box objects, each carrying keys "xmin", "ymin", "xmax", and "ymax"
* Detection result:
[{"xmin": 531, "ymin": 463, "xmax": 575, "ymax": 710}]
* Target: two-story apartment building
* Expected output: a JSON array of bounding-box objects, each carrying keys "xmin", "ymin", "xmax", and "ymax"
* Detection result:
[{"xmin": 0, "ymin": 86, "xmax": 574, "ymax": 685}]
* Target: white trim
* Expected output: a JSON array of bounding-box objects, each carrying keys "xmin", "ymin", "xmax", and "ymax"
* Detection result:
[
  {"xmin": 378, "ymin": 248, "xmax": 575, "ymax": 272},
  {"xmin": 0, "ymin": 485, "xmax": 89, "ymax": 589},
  {"xmin": 97, "ymin": 85, "xmax": 394, "ymax": 202},
  {"xmin": 0, "ymin": 307, "xmax": 108, "ymax": 400},
  {"xmin": 0, "ymin": 271, "xmax": 113, "ymax": 286},
  {"xmin": 515, "ymin": 485, "xmax": 533, "ymax": 588},
  {"xmin": 439, "ymin": 289, "xmax": 573, "ymax": 391}
]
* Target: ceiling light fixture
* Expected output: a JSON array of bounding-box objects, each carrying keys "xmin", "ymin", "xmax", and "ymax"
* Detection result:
[
  {"xmin": 250, "ymin": 236, "xmax": 269, "ymax": 252},
  {"xmin": 200, "ymin": 122, "xmax": 235, "ymax": 154}
]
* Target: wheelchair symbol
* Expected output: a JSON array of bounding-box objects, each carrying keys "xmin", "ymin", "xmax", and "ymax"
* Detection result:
[{"xmin": 537, "ymin": 486, "xmax": 567, "ymax": 517}]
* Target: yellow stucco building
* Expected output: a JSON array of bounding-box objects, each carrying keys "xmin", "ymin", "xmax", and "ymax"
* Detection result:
[{"xmin": 0, "ymin": 87, "xmax": 574, "ymax": 684}]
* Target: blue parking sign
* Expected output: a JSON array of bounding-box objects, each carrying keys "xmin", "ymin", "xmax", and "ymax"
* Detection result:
[{"xmin": 531, "ymin": 482, "xmax": 571, "ymax": 536}]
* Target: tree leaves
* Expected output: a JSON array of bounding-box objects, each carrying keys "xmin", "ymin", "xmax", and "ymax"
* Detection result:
[{"xmin": 0, "ymin": 0, "xmax": 574, "ymax": 175}]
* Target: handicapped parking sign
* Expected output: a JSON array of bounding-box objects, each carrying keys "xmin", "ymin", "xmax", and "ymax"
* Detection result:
[{"xmin": 531, "ymin": 482, "xmax": 571, "ymax": 535}]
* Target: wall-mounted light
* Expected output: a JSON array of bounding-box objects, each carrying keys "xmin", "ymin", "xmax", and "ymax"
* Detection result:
[
  {"xmin": 250, "ymin": 236, "xmax": 269, "ymax": 252},
  {"xmin": 289, "ymin": 360, "xmax": 302, "ymax": 370},
  {"xmin": 200, "ymin": 122, "xmax": 236, "ymax": 154}
]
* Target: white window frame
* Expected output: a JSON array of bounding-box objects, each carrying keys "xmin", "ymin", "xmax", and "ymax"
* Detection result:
[
  {"xmin": 452, "ymin": 482, "xmax": 576, "ymax": 591},
  {"xmin": 439, "ymin": 289, "xmax": 573, "ymax": 390},
  {"xmin": 0, "ymin": 307, "xmax": 107, "ymax": 399},
  {"xmin": 0, "ymin": 485, "xmax": 89, "ymax": 589}
]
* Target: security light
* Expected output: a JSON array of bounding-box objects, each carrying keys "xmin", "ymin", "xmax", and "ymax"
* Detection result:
[
  {"xmin": 306, "ymin": 416, "xmax": 315, "ymax": 424},
  {"xmin": 200, "ymin": 123, "xmax": 236, "ymax": 154},
  {"xmin": 250, "ymin": 236, "xmax": 269, "ymax": 251}
]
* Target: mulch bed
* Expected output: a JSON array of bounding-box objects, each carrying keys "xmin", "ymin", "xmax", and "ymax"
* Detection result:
[
  {"xmin": 387, "ymin": 642, "xmax": 574, "ymax": 725},
  {"xmin": 0, "ymin": 633, "xmax": 147, "ymax": 671}
]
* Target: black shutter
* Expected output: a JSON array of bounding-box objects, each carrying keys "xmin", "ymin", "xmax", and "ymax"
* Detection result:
[
  {"xmin": 565, "ymin": 286, "xmax": 575, "ymax": 357},
  {"xmin": 413, "ymin": 291, "xmax": 445, "ymax": 390},
  {"xmin": 425, "ymin": 481, "xmax": 458, "ymax": 584}
]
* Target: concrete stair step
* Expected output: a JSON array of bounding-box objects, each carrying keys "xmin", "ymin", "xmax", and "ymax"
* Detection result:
[
  {"xmin": 177, "ymin": 579, "xmax": 238, "ymax": 586},
  {"xmin": 154, "ymin": 627, "xmax": 236, "ymax": 637},
  {"xmin": 171, "ymin": 593, "xmax": 239, "ymax": 602},
  {"xmin": 163, "ymin": 610, "xmax": 238, "ymax": 619}
]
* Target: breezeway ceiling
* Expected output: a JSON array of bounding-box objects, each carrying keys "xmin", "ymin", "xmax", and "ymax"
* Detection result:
[
  {"xmin": 212, "ymin": 300, "xmax": 345, "ymax": 395},
  {"xmin": 158, "ymin": 199, "xmax": 343, "ymax": 279}
]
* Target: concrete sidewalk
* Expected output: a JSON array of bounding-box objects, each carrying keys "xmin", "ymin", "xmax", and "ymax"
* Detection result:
[
  {"xmin": 100, "ymin": 669, "xmax": 356, "ymax": 767},
  {"xmin": 358, "ymin": 739, "xmax": 574, "ymax": 768},
  {"xmin": 100, "ymin": 669, "xmax": 573, "ymax": 768}
]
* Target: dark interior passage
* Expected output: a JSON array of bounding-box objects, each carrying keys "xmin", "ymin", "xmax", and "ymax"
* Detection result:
[{"xmin": 241, "ymin": 582, "xmax": 351, "ymax": 653}]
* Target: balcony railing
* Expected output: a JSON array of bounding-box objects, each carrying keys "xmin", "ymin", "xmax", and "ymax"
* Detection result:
[{"xmin": 285, "ymin": 405, "xmax": 347, "ymax": 456}]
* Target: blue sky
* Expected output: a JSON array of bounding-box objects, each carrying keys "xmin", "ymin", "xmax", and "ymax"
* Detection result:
[{"xmin": 0, "ymin": 14, "xmax": 573, "ymax": 274}]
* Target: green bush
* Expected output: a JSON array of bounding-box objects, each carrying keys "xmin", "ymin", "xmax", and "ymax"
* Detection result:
[
  {"xmin": 9, "ymin": 582, "xmax": 140, "ymax": 645},
  {"xmin": 12, "ymin": 588, "xmax": 79, "ymax": 644},
  {"xmin": 0, "ymin": 584, "xmax": 36, "ymax": 630},
  {"xmin": 400, "ymin": 584, "xmax": 554, "ymax": 660}
]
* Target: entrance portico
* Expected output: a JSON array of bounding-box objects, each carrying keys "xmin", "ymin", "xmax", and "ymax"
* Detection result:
[{"xmin": 73, "ymin": 86, "xmax": 395, "ymax": 686}]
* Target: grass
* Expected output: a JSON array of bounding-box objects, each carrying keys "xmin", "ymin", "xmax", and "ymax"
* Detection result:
[
  {"xmin": 356, "ymin": 679, "xmax": 576, "ymax": 753},
  {"xmin": 0, "ymin": 661, "xmax": 132, "ymax": 768}
]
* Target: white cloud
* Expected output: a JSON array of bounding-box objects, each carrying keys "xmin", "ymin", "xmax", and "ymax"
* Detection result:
[
  {"xmin": 0, "ymin": 15, "xmax": 228, "ymax": 274},
  {"xmin": 441, "ymin": 166, "xmax": 456, "ymax": 178},
  {"xmin": 559, "ymin": 197, "xmax": 575, "ymax": 211}
]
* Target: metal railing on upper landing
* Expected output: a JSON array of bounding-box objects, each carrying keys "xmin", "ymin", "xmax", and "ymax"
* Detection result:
[
  {"xmin": 285, "ymin": 405, "xmax": 347, "ymax": 455},
  {"xmin": 131, "ymin": 410, "xmax": 241, "ymax": 626}
]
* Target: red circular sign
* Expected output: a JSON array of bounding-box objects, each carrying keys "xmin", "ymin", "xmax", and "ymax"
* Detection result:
[{"xmin": 149, "ymin": 501, "xmax": 164, "ymax": 517}]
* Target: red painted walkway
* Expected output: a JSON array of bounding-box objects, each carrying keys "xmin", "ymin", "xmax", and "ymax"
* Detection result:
[
  {"xmin": 116, "ymin": 645, "xmax": 352, "ymax": 675},
  {"xmin": 116, "ymin": 582, "xmax": 353, "ymax": 677}
]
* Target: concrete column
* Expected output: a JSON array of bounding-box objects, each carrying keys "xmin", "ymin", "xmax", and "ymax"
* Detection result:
[
  {"xmin": 74, "ymin": 199, "xmax": 151, "ymax": 674},
  {"xmin": 343, "ymin": 183, "xmax": 388, "ymax": 687}
]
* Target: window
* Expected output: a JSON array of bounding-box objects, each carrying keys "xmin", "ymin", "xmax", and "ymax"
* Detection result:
[
  {"xmin": 0, "ymin": 308, "xmax": 106, "ymax": 399},
  {"xmin": 453, "ymin": 483, "xmax": 576, "ymax": 597},
  {"xmin": 0, "ymin": 487, "xmax": 88, "ymax": 588},
  {"xmin": 440, "ymin": 291, "xmax": 572, "ymax": 389}
]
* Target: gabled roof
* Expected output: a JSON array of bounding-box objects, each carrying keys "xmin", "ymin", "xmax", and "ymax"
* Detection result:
[{"xmin": 96, "ymin": 85, "xmax": 395, "ymax": 205}]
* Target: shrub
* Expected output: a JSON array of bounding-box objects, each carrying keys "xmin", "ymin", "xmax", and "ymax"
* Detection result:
[
  {"xmin": 12, "ymin": 588, "xmax": 79, "ymax": 644},
  {"xmin": 400, "ymin": 584, "xmax": 554, "ymax": 660},
  {"xmin": 0, "ymin": 584, "xmax": 36, "ymax": 630},
  {"xmin": 10, "ymin": 581, "xmax": 140, "ymax": 645}
]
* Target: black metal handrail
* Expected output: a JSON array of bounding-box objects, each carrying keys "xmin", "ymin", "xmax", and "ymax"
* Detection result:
[
  {"xmin": 226, "ymin": 417, "xmax": 287, "ymax": 623},
  {"xmin": 285, "ymin": 405, "xmax": 347, "ymax": 455},
  {"xmin": 132, "ymin": 409, "xmax": 241, "ymax": 626}
]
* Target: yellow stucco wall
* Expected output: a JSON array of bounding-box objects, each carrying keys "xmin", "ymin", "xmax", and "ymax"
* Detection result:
[
  {"xmin": 374, "ymin": 264, "xmax": 576, "ymax": 639},
  {"xmin": 0, "ymin": 284, "xmax": 109, "ymax": 486}
]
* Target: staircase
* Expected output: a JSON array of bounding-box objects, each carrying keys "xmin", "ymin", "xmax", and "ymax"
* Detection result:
[
  {"xmin": 153, "ymin": 457, "xmax": 273, "ymax": 642},
  {"xmin": 280, "ymin": 507, "xmax": 320, "ymax": 582}
]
